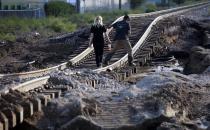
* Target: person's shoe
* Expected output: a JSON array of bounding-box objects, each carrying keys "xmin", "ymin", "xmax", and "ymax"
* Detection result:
[
  {"xmin": 103, "ymin": 61, "xmax": 109, "ymax": 66},
  {"xmin": 106, "ymin": 67, "xmax": 112, "ymax": 72},
  {"xmin": 129, "ymin": 62, "xmax": 136, "ymax": 66},
  {"xmin": 67, "ymin": 61, "xmax": 73, "ymax": 67},
  {"xmin": 98, "ymin": 63, "xmax": 103, "ymax": 68}
]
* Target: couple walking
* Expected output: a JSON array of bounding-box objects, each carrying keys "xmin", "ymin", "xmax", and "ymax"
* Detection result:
[{"xmin": 89, "ymin": 15, "xmax": 135, "ymax": 68}]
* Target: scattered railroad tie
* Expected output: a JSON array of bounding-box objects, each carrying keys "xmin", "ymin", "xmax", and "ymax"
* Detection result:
[
  {"xmin": 0, "ymin": 2, "xmax": 209, "ymax": 130},
  {"xmin": 0, "ymin": 89, "xmax": 44, "ymax": 130}
]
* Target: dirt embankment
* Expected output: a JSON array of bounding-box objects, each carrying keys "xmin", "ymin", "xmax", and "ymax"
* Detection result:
[{"xmin": 154, "ymin": 16, "xmax": 210, "ymax": 75}]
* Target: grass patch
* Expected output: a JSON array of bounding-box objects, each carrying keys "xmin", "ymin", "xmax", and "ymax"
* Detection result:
[
  {"xmin": 0, "ymin": 17, "xmax": 77, "ymax": 41},
  {"xmin": 0, "ymin": 0, "xmax": 207, "ymax": 42},
  {"xmin": 0, "ymin": 33, "xmax": 16, "ymax": 42},
  {"xmin": 0, "ymin": 10, "xmax": 129, "ymax": 42}
]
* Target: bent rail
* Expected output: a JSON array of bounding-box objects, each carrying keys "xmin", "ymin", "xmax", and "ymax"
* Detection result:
[
  {"xmin": 0, "ymin": 4, "xmax": 207, "ymax": 130},
  {"xmin": 70, "ymin": 2, "xmax": 208, "ymax": 69},
  {"xmin": 11, "ymin": 2, "xmax": 210, "ymax": 92},
  {"xmin": 94, "ymin": 2, "xmax": 209, "ymax": 73},
  {"xmin": 0, "ymin": 76, "xmax": 50, "ymax": 94},
  {"xmin": 0, "ymin": 64, "xmax": 61, "ymax": 79},
  {"xmin": 12, "ymin": 76, "xmax": 50, "ymax": 92},
  {"xmin": 0, "ymin": 2, "xmax": 208, "ymax": 80}
]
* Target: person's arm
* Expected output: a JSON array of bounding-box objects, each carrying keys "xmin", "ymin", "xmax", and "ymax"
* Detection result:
[
  {"xmin": 128, "ymin": 23, "xmax": 131, "ymax": 36},
  {"xmin": 105, "ymin": 32, "xmax": 111, "ymax": 44},
  {"xmin": 109, "ymin": 22, "xmax": 115, "ymax": 28},
  {"xmin": 105, "ymin": 32, "xmax": 112, "ymax": 50},
  {"xmin": 89, "ymin": 33, "xmax": 93, "ymax": 47},
  {"xmin": 103, "ymin": 25, "xmax": 112, "ymax": 50},
  {"xmin": 109, "ymin": 22, "xmax": 117, "ymax": 31},
  {"xmin": 107, "ymin": 26, "xmax": 113, "ymax": 33},
  {"xmin": 89, "ymin": 26, "xmax": 94, "ymax": 47}
]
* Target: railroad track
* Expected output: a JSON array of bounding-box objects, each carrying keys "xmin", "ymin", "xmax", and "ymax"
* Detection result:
[
  {"xmin": 0, "ymin": 29, "xmax": 90, "ymax": 80},
  {"xmin": 0, "ymin": 2, "xmax": 207, "ymax": 81},
  {"xmin": 72, "ymin": 16, "xmax": 154, "ymax": 69},
  {"xmin": 0, "ymin": 2, "xmax": 209, "ymax": 130}
]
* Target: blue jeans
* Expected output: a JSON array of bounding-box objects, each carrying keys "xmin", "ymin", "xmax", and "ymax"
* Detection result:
[{"xmin": 104, "ymin": 40, "xmax": 133, "ymax": 64}]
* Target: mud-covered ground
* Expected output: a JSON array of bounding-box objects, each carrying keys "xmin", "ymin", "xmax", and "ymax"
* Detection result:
[
  {"xmin": 4, "ymin": 7, "xmax": 210, "ymax": 130},
  {"xmin": 13, "ymin": 64, "xmax": 210, "ymax": 130},
  {"xmin": 11, "ymin": 13, "xmax": 210, "ymax": 130},
  {"xmin": 0, "ymin": 6, "xmax": 207, "ymax": 74},
  {"xmin": 0, "ymin": 29, "xmax": 89, "ymax": 74}
]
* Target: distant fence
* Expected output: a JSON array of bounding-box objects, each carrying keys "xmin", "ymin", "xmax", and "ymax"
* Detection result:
[{"xmin": 0, "ymin": 8, "xmax": 45, "ymax": 18}]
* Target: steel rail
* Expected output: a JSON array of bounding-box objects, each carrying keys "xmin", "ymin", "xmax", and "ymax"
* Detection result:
[
  {"xmin": 0, "ymin": 2, "xmax": 208, "ymax": 80},
  {"xmin": 94, "ymin": 2, "xmax": 209, "ymax": 73},
  {"xmin": 69, "ymin": 2, "xmax": 208, "ymax": 67},
  {"xmin": 10, "ymin": 2, "xmax": 209, "ymax": 93}
]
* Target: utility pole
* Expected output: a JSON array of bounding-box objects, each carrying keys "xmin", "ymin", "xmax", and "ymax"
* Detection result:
[
  {"xmin": 119, "ymin": 0, "xmax": 121, "ymax": 10},
  {"xmin": 0, "ymin": 0, "xmax": 1, "ymax": 10},
  {"xmin": 83, "ymin": 0, "xmax": 86, "ymax": 12},
  {"xmin": 76, "ymin": 0, "xmax": 80, "ymax": 13}
]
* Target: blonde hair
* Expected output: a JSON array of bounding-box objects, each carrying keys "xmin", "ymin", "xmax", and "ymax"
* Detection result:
[{"xmin": 94, "ymin": 16, "xmax": 103, "ymax": 26}]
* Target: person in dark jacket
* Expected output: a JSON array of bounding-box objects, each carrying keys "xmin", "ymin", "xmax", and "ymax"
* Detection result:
[
  {"xmin": 103, "ymin": 15, "xmax": 135, "ymax": 66},
  {"xmin": 89, "ymin": 16, "xmax": 111, "ymax": 68}
]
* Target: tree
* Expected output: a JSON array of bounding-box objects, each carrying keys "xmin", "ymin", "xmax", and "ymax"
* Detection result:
[
  {"xmin": 44, "ymin": 1, "xmax": 75, "ymax": 17},
  {"xmin": 145, "ymin": 3, "xmax": 157, "ymax": 13},
  {"xmin": 130, "ymin": 0, "xmax": 145, "ymax": 9}
]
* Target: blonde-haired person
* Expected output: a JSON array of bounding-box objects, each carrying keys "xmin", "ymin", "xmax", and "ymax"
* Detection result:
[{"xmin": 89, "ymin": 16, "xmax": 111, "ymax": 68}]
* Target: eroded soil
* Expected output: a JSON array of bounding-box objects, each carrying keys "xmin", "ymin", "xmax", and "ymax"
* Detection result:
[{"xmin": 0, "ymin": 28, "xmax": 89, "ymax": 73}]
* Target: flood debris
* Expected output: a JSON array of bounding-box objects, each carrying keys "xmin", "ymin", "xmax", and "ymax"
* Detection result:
[
  {"xmin": 15, "ymin": 66, "xmax": 210, "ymax": 130},
  {"xmin": 8, "ymin": 6, "xmax": 210, "ymax": 130}
]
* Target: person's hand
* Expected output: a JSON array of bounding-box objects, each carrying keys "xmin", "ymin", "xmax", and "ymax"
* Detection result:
[{"xmin": 108, "ymin": 43, "xmax": 111, "ymax": 51}]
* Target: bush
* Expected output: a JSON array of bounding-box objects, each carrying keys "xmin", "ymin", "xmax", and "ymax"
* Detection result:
[
  {"xmin": 130, "ymin": 0, "xmax": 145, "ymax": 9},
  {"xmin": 0, "ymin": 17, "xmax": 77, "ymax": 42},
  {"xmin": 69, "ymin": 13, "xmax": 95, "ymax": 27},
  {"xmin": 68, "ymin": 10, "xmax": 126, "ymax": 28},
  {"xmin": 0, "ymin": 33, "xmax": 16, "ymax": 42},
  {"xmin": 46, "ymin": 17, "xmax": 77, "ymax": 32},
  {"xmin": 101, "ymin": 10, "xmax": 128, "ymax": 23},
  {"xmin": 129, "ymin": 6, "xmax": 145, "ymax": 14},
  {"xmin": 46, "ymin": 17, "xmax": 76, "ymax": 32},
  {"xmin": 145, "ymin": 3, "xmax": 157, "ymax": 13},
  {"xmin": 44, "ymin": 1, "xmax": 75, "ymax": 17}
]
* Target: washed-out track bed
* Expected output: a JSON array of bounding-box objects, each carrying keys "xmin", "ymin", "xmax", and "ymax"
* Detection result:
[
  {"xmin": 0, "ymin": 28, "xmax": 90, "ymax": 74},
  {"xmin": 0, "ymin": 2, "xmax": 209, "ymax": 130}
]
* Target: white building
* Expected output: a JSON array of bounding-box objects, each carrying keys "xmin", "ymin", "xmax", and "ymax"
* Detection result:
[
  {"xmin": 0, "ymin": 0, "xmax": 49, "ymax": 10},
  {"xmin": 0, "ymin": 0, "xmax": 130, "ymax": 13},
  {"xmin": 75, "ymin": 0, "xmax": 130, "ymax": 13},
  {"xmin": 0, "ymin": 0, "xmax": 68, "ymax": 10}
]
